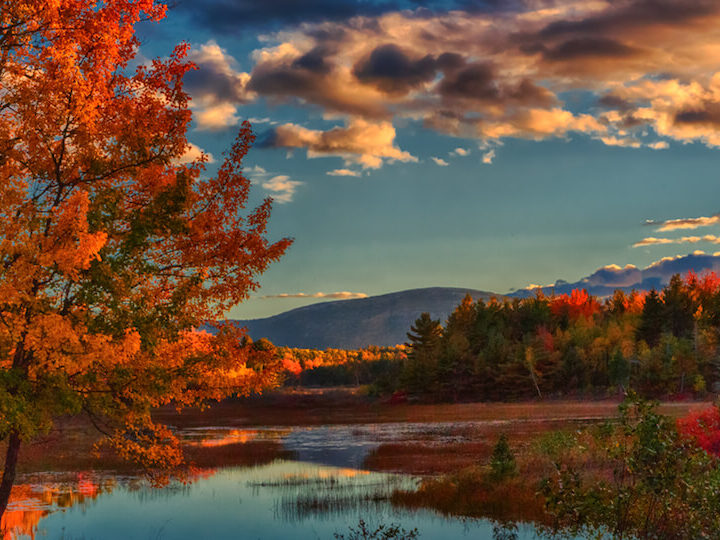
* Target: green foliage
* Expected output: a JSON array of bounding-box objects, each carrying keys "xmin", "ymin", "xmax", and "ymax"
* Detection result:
[
  {"xmin": 404, "ymin": 312, "xmax": 442, "ymax": 395},
  {"xmin": 637, "ymin": 289, "xmax": 664, "ymax": 347},
  {"xmin": 394, "ymin": 272, "xmax": 720, "ymax": 401},
  {"xmin": 334, "ymin": 519, "xmax": 419, "ymax": 540},
  {"xmin": 533, "ymin": 430, "xmax": 577, "ymax": 462},
  {"xmin": 541, "ymin": 394, "xmax": 720, "ymax": 539},
  {"xmin": 490, "ymin": 434, "xmax": 517, "ymax": 480}
]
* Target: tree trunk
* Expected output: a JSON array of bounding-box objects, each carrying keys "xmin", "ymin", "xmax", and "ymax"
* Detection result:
[{"xmin": 0, "ymin": 431, "xmax": 21, "ymax": 521}]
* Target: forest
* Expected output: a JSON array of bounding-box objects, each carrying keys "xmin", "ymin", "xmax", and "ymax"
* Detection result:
[{"xmin": 278, "ymin": 271, "xmax": 720, "ymax": 402}]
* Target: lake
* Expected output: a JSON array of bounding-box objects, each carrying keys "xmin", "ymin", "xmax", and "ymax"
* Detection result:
[{"xmin": 4, "ymin": 422, "xmax": 552, "ymax": 540}]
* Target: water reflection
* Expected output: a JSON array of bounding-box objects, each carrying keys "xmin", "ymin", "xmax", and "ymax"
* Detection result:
[
  {"xmin": 1, "ymin": 473, "xmax": 117, "ymax": 540},
  {"xmin": 4, "ymin": 461, "xmax": 548, "ymax": 540},
  {"xmin": 2, "ymin": 423, "xmax": 563, "ymax": 539},
  {"xmin": 180, "ymin": 427, "xmax": 291, "ymax": 448}
]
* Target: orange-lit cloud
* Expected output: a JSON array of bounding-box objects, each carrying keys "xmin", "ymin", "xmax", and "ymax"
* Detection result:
[
  {"xmin": 173, "ymin": 142, "xmax": 214, "ymax": 165},
  {"xmin": 327, "ymin": 168, "xmax": 362, "ymax": 177},
  {"xmin": 185, "ymin": 1, "xmax": 720, "ymax": 160},
  {"xmin": 633, "ymin": 235, "xmax": 720, "ymax": 247},
  {"xmin": 268, "ymin": 118, "xmax": 417, "ymax": 169},
  {"xmin": 654, "ymin": 214, "xmax": 720, "ymax": 232},
  {"xmin": 186, "ymin": 41, "xmax": 253, "ymax": 130}
]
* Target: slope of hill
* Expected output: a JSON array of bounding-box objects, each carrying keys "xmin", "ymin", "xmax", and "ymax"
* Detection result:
[{"xmin": 232, "ymin": 287, "xmax": 499, "ymax": 349}]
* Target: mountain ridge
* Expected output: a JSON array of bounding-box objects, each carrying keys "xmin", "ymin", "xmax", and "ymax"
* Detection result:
[{"xmin": 231, "ymin": 286, "xmax": 500, "ymax": 349}]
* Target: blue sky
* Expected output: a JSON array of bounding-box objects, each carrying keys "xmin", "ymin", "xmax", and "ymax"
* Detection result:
[{"xmin": 138, "ymin": 0, "xmax": 720, "ymax": 319}]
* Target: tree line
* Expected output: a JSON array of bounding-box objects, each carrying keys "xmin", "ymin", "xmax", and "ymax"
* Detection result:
[{"xmin": 401, "ymin": 272, "xmax": 720, "ymax": 401}]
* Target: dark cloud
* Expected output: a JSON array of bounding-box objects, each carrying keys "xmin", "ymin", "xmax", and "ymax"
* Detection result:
[
  {"xmin": 597, "ymin": 94, "xmax": 634, "ymax": 110},
  {"xmin": 438, "ymin": 62, "xmax": 496, "ymax": 100},
  {"xmin": 541, "ymin": 37, "xmax": 641, "ymax": 62},
  {"xmin": 177, "ymin": 0, "xmax": 505, "ymax": 33},
  {"xmin": 438, "ymin": 62, "xmax": 555, "ymax": 107},
  {"xmin": 247, "ymin": 59, "xmax": 388, "ymax": 118},
  {"xmin": 674, "ymin": 102, "xmax": 720, "ymax": 127},
  {"xmin": 538, "ymin": 0, "xmax": 719, "ymax": 39},
  {"xmin": 176, "ymin": 0, "xmax": 387, "ymax": 32},
  {"xmin": 248, "ymin": 66, "xmax": 320, "ymax": 96},
  {"xmin": 353, "ymin": 44, "xmax": 437, "ymax": 94},
  {"xmin": 184, "ymin": 66, "xmax": 248, "ymax": 105},
  {"xmin": 292, "ymin": 46, "xmax": 334, "ymax": 74}
]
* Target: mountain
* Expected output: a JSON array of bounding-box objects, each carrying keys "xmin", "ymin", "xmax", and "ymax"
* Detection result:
[
  {"xmin": 232, "ymin": 287, "xmax": 499, "ymax": 349},
  {"xmin": 231, "ymin": 253, "xmax": 720, "ymax": 349}
]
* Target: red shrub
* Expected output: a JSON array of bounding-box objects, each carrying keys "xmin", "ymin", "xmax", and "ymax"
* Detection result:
[{"xmin": 677, "ymin": 407, "xmax": 720, "ymax": 457}]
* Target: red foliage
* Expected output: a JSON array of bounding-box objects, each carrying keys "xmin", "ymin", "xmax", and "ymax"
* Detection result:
[
  {"xmin": 689, "ymin": 270, "xmax": 720, "ymax": 302},
  {"xmin": 550, "ymin": 289, "xmax": 600, "ymax": 320},
  {"xmin": 281, "ymin": 356, "xmax": 302, "ymax": 376},
  {"xmin": 677, "ymin": 407, "xmax": 720, "ymax": 457},
  {"xmin": 623, "ymin": 290, "xmax": 647, "ymax": 314},
  {"xmin": 537, "ymin": 326, "xmax": 554, "ymax": 352}
]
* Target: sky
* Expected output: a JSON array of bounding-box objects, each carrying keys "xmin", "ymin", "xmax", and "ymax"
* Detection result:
[{"xmin": 137, "ymin": 0, "xmax": 720, "ymax": 319}]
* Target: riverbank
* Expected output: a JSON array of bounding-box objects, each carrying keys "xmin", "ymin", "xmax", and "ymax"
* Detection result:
[{"xmin": 8, "ymin": 388, "xmax": 712, "ymax": 477}]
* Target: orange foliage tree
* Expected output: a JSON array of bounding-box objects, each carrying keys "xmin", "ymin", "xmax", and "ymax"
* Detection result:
[{"xmin": 0, "ymin": 0, "xmax": 291, "ymax": 519}]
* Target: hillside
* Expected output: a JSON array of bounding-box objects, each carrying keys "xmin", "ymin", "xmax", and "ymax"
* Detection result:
[{"xmin": 232, "ymin": 287, "xmax": 499, "ymax": 349}]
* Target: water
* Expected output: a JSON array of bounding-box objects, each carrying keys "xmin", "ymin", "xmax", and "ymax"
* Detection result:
[{"xmin": 4, "ymin": 423, "xmax": 549, "ymax": 540}]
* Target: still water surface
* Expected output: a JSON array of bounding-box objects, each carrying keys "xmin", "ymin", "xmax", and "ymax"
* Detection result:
[{"xmin": 5, "ymin": 424, "xmax": 549, "ymax": 540}]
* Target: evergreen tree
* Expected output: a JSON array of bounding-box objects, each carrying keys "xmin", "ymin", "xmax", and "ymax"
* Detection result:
[
  {"xmin": 608, "ymin": 350, "xmax": 630, "ymax": 391},
  {"xmin": 437, "ymin": 294, "xmax": 476, "ymax": 400},
  {"xmin": 662, "ymin": 274, "xmax": 696, "ymax": 339},
  {"xmin": 403, "ymin": 312, "xmax": 442, "ymax": 394},
  {"xmin": 489, "ymin": 434, "xmax": 517, "ymax": 479},
  {"xmin": 637, "ymin": 289, "xmax": 664, "ymax": 347}
]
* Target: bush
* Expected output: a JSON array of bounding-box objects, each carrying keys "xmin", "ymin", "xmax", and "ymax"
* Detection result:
[
  {"xmin": 490, "ymin": 434, "xmax": 517, "ymax": 480},
  {"xmin": 541, "ymin": 394, "xmax": 720, "ymax": 538}
]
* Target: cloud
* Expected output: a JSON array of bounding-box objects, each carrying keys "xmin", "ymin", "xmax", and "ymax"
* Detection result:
[
  {"xmin": 259, "ymin": 175, "xmax": 303, "ymax": 203},
  {"xmin": 583, "ymin": 264, "xmax": 642, "ymax": 288},
  {"xmin": 193, "ymin": 102, "xmax": 240, "ymax": 131},
  {"xmin": 248, "ymin": 117, "xmax": 274, "ymax": 124},
  {"xmin": 539, "ymin": 37, "xmax": 643, "ymax": 62},
  {"xmin": 431, "ymin": 157, "xmax": 449, "ymax": 166},
  {"xmin": 263, "ymin": 117, "xmax": 417, "ymax": 169},
  {"xmin": 260, "ymin": 291, "xmax": 369, "ymax": 300},
  {"xmin": 512, "ymin": 252, "xmax": 720, "ymax": 298},
  {"xmin": 247, "ymin": 42, "xmax": 389, "ymax": 119},
  {"xmin": 450, "ymin": 147, "xmax": 470, "ymax": 156},
  {"xmin": 633, "ymin": 235, "xmax": 720, "ymax": 247},
  {"xmin": 186, "ymin": 41, "xmax": 253, "ymax": 130},
  {"xmin": 599, "ymin": 135, "xmax": 642, "ymax": 148},
  {"xmin": 185, "ymin": 1, "xmax": 720, "ymax": 152},
  {"xmin": 327, "ymin": 168, "xmax": 362, "ymax": 177},
  {"xmin": 482, "ymin": 149, "xmax": 495, "ymax": 163},
  {"xmin": 353, "ymin": 44, "xmax": 437, "ymax": 95},
  {"xmin": 173, "ymin": 142, "xmax": 214, "ymax": 165},
  {"xmin": 652, "ymin": 214, "xmax": 720, "ymax": 232},
  {"xmin": 176, "ymin": 0, "xmax": 411, "ymax": 33}
]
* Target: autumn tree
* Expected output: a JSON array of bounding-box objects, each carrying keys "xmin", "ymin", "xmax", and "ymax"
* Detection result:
[{"xmin": 0, "ymin": 0, "xmax": 291, "ymax": 520}]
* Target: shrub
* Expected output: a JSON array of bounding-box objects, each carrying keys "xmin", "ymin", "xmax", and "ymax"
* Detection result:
[{"xmin": 490, "ymin": 434, "xmax": 517, "ymax": 480}]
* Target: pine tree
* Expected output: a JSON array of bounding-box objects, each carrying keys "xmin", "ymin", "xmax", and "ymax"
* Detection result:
[
  {"xmin": 637, "ymin": 290, "xmax": 664, "ymax": 347},
  {"xmin": 403, "ymin": 312, "xmax": 442, "ymax": 394}
]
